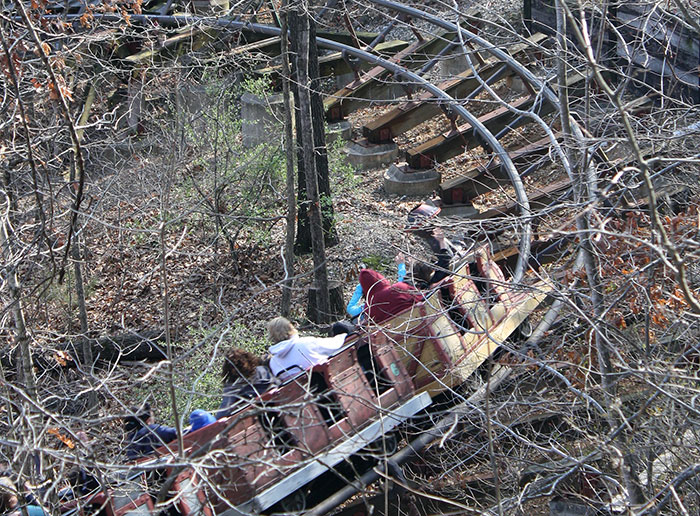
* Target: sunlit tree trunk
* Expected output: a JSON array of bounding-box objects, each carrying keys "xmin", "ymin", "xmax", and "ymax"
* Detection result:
[
  {"xmin": 290, "ymin": 0, "xmax": 331, "ymax": 322},
  {"xmin": 290, "ymin": 1, "xmax": 338, "ymax": 254},
  {"xmin": 280, "ymin": 0, "xmax": 297, "ymax": 317}
]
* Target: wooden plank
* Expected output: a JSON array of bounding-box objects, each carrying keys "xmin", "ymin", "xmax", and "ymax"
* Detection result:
[
  {"xmin": 254, "ymin": 39, "xmax": 409, "ymax": 78},
  {"xmin": 226, "ymin": 36, "xmax": 281, "ymax": 57},
  {"xmin": 324, "ymin": 31, "xmax": 459, "ymax": 122},
  {"xmin": 527, "ymin": 0, "xmax": 700, "ymax": 101},
  {"xmin": 471, "ymin": 178, "xmax": 572, "ymax": 221},
  {"xmin": 362, "ymin": 32, "xmax": 548, "ymax": 144},
  {"xmin": 624, "ymin": 52, "xmax": 699, "ymax": 103},
  {"xmin": 125, "ymin": 26, "xmax": 219, "ymax": 63},
  {"xmin": 439, "ymin": 134, "xmax": 556, "ymax": 204},
  {"xmin": 405, "ymin": 72, "xmax": 584, "ymax": 169},
  {"xmin": 315, "ymin": 30, "xmax": 380, "ymax": 47},
  {"xmin": 126, "ymin": 29, "xmax": 380, "ymax": 67},
  {"xmin": 405, "ymin": 95, "xmax": 546, "ymax": 169},
  {"xmin": 236, "ymin": 27, "xmax": 381, "ymax": 47},
  {"xmin": 615, "ymin": 5, "xmax": 700, "ymax": 73}
]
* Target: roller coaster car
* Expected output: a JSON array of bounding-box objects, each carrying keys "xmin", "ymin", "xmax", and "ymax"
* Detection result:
[{"xmin": 71, "ymin": 244, "xmax": 549, "ymax": 516}]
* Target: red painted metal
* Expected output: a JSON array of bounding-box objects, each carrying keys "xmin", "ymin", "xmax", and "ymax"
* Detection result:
[
  {"xmin": 169, "ymin": 470, "xmax": 214, "ymax": 516},
  {"xmin": 65, "ymin": 246, "xmax": 542, "ymax": 516}
]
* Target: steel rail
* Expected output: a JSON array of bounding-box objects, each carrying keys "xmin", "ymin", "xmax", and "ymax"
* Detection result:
[
  {"xmin": 301, "ymin": 29, "xmax": 532, "ymax": 282},
  {"xmin": 365, "ymin": 0, "xmax": 573, "ymax": 137},
  {"xmin": 30, "ymin": 11, "xmax": 533, "ymax": 282},
  {"xmin": 363, "ymin": 0, "xmax": 590, "ymax": 192},
  {"xmin": 364, "ymin": 0, "xmax": 597, "ymax": 293}
]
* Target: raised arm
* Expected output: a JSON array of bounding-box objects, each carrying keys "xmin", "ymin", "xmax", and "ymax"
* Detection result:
[{"xmin": 346, "ymin": 283, "xmax": 364, "ymax": 317}]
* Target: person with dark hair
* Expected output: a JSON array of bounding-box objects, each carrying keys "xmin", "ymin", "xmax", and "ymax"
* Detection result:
[
  {"xmin": 405, "ymin": 203, "xmax": 460, "ymax": 288},
  {"xmin": 124, "ymin": 403, "xmax": 177, "ymax": 460},
  {"xmin": 410, "ymin": 249, "xmax": 451, "ymax": 289},
  {"xmin": 0, "ymin": 477, "xmax": 45, "ymax": 516},
  {"xmin": 0, "ymin": 477, "xmax": 18, "ymax": 514},
  {"xmin": 218, "ymin": 348, "xmax": 278, "ymax": 417}
]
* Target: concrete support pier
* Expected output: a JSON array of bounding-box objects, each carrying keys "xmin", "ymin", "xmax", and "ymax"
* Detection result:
[
  {"xmin": 241, "ymin": 92, "xmax": 286, "ymax": 148},
  {"xmin": 343, "ymin": 139, "xmax": 399, "ymax": 171},
  {"xmin": 326, "ymin": 121, "xmax": 352, "ymax": 144},
  {"xmin": 383, "ymin": 163, "xmax": 441, "ymax": 195},
  {"xmin": 438, "ymin": 50, "xmax": 469, "ymax": 79}
]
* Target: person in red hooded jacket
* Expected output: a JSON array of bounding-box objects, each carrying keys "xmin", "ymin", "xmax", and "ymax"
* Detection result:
[{"xmin": 358, "ymin": 268, "xmax": 424, "ymax": 324}]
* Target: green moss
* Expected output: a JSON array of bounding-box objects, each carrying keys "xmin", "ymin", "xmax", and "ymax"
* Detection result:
[{"xmin": 362, "ymin": 254, "xmax": 392, "ymax": 274}]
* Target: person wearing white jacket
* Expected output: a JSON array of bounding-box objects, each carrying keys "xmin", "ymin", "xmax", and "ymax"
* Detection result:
[{"xmin": 267, "ymin": 317, "xmax": 347, "ymax": 380}]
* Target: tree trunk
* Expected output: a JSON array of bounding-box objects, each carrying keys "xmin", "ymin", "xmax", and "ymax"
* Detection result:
[
  {"xmin": 280, "ymin": 0, "xmax": 296, "ymax": 317},
  {"xmin": 1, "ymin": 188, "xmax": 39, "ymax": 483},
  {"xmin": 306, "ymin": 281, "xmax": 345, "ymax": 324},
  {"xmin": 292, "ymin": 1, "xmax": 331, "ymax": 323},
  {"xmin": 60, "ymin": 330, "xmax": 174, "ymax": 362},
  {"xmin": 0, "ymin": 195, "xmax": 37, "ymax": 403},
  {"xmin": 290, "ymin": 4, "xmax": 338, "ymax": 254},
  {"xmin": 69, "ymin": 160, "xmax": 91, "ymax": 363}
]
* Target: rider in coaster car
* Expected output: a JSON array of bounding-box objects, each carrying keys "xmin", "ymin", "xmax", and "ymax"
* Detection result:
[
  {"xmin": 0, "ymin": 477, "xmax": 45, "ymax": 516},
  {"xmin": 217, "ymin": 348, "xmax": 279, "ymax": 418},
  {"xmin": 124, "ymin": 403, "xmax": 177, "ymax": 460},
  {"xmin": 267, "ymin": 317, "xmax": 347, "ymax": 381},
  {"xmin": 358, "ymin": 267, "xmax": 424, "ymax": 325}
]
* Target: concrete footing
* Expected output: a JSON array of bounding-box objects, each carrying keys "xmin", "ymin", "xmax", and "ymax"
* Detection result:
[
  {"xmin": 241, "ymin": 92, "xmax": 285, "ymax": 148},
  {"xmin": 438, "ymin": 51, "xmax": 469, "ymax": 78},
  {"xmin": 383, "ymin": 163, "xmax": 441, "ymax": 195},
  {"xmin": 178, "ymin": 83, "xmax": 211, "ymax": 116},
  {"xmin": 336, "ymin": 72, "xmax": 356, "ymax": 90},
  {"xmin": 343, "ymin": 139, "xmax": 399, "ymax": 171},
  {"xmin": 505, "ymin": 74, "xmax": 528, "ymax": 94},
  {"xmin": 326, "ymin": 121, "xmax": 352, "ymax": 144}
]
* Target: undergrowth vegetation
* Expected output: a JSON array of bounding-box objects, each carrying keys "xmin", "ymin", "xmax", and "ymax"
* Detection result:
[{"xmin": 117, "ymin": 71, "xmax": 361, "ymax": 425}]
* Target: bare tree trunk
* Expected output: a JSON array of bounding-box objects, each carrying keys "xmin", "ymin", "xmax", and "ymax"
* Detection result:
[
  {"xmin": 161, "ymin": 87, "xmax": 185, "ymax": 457},
  {"xmin": 69, "ymin": 163, "xmax": 91, "ymax": 349},
  {"xmin": 0, "ymin": 208, "xmax": 37, "ymax": 402},
  {"xmin": 127, "ymin": 69, "xmax": 144, "ymax": 135},
  {"xmin": 71, "ymin": 90, "xmax": 96, "ymax": 402},
  {"xmin": 290, "ymin": 3, "xmax": 338, "ymax": 254},
  {"xmin": 160, "ymin": 219, "xmax": 184, "ymax": 456},
  {"xmin": 293, "ymin": 0, "xmax": 331, "ymax": 322},
  {"xmin": 280, "ymin": 0, "xmax": 296, "ymax": 317},
  {"xmin": 1, "ymin": 188, "xmax": 40, "ymax": 485}
]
